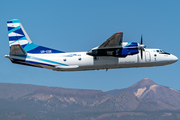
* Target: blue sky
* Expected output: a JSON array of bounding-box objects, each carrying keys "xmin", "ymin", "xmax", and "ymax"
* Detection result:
[{"xmin": 0, "ymin": 0, "xmax": 179, "ymax": 91}]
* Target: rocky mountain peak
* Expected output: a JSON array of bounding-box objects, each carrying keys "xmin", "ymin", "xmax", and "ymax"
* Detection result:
[{"xmin": 129, "ymin": 78, "xmax": 157, "ymax": 89}]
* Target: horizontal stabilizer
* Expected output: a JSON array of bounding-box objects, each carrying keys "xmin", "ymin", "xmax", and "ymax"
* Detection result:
[{"xmin": 10, "ymin": 45, "xmax": 27, "ymax": 55}]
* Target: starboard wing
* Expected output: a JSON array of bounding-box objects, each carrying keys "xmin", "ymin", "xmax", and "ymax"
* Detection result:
[{"xmin": 98, "ymin": 32, "xmax": 123, "ymax": 49}]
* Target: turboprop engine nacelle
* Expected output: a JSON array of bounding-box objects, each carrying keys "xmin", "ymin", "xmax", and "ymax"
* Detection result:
[{"xmin": 87, "ymin": 42, "xmax": 139, "ymax": 57}]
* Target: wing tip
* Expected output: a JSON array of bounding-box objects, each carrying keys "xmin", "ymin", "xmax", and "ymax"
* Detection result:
[{"xmin": 116, "ymin": 32, "xmax": 123, "ymax": 34}]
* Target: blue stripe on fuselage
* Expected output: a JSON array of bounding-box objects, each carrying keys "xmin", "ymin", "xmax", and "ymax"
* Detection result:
[
  {"xmin": 11, "ymin": 55, "xmax": 68, "ymax": 66},
  {"xmin": 26, "ymin": 56, "xmax": 69, "ymax": 66}
]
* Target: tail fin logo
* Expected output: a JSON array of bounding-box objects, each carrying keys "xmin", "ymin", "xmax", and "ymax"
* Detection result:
[{"xmin": 7, "ymin": 19, "xmax": 32, "ymax": 48}]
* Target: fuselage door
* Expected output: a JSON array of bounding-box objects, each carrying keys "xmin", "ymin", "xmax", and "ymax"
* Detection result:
[{"xmin": 145, "ymin": 51, "xmax": 151, "ymax": 62}]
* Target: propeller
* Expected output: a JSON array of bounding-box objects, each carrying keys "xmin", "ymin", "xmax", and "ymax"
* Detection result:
[{"xmin": 139, "ymin": 35, "xmax": 145, "ymax": 60}]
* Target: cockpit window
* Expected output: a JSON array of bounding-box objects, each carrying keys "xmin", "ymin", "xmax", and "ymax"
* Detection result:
[
  {"xmin": 158, "ymin": 49, "xmax": 170, "ymax": 55},
  {"xmin": 160, "ymin": 50, "xmax": 163, "ymax": 53}
]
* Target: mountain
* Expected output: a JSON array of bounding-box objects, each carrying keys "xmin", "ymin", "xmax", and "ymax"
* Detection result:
[
  {"xmin": 107, "ymin": 78, "xmax": 156, "ymax": 96},
  {"xmin": 0, "ymin": 83, "xmax": 139, "ymax": 111},
  {"xmin": 107, "ymin": 78, "xmax": 180, "ymax": 108},
  {"xmin": 0, "ymin": 83, "xmax": 43, "ymax": 100},
  {"xmin": 0, "ymin": 83, "xmax": 141, "ymax": 119},
  {"xmin": 107, "ymin": 78, "xmax": 156, "ymax": 95},
  {"xmin": 0, "ymin": 79, "xmax": 180, "ymax": 119}
]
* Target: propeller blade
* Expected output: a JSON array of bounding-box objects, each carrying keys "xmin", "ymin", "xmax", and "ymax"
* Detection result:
[
  {"xmin": 140, "ymin": 34, "xmax": 144, "ymax": 59},
  {"xmin": 141, "ymin": 49, "xmax": 143, "ymax": 60},
  {"xmin": 141, "ymin": 35, "xmax": 143, "ymax": 45}
]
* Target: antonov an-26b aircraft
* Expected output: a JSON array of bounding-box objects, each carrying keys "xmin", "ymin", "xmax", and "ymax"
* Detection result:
[{"xmin": 5, "ymin": 19, "xmax": 178, "ymax": 71}]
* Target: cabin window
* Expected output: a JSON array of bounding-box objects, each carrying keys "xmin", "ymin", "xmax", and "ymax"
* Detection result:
[
  {"xmin": 78, "ymin": 58, "xmax": 81, "ymax": 61},
  {"xmin": 63, "ymin": 59, "xmax": 66, "ymax": 61}
]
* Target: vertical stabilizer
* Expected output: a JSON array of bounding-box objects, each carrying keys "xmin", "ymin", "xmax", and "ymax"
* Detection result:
[
  {"xmin": 7, "ymin": 19, "xmax": 32, "ymax": 48},
  {"xmin": 7, "ymin": 19, "xmax": 65, "ymax": 54}
]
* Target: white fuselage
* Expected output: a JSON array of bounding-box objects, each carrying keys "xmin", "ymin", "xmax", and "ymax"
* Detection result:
[
  {"xmin": 6, "ymin": 19, "xmax": 178, "ymax": 71},
  {"xmin": 7, "ymin": 48, "xmax": 178, "ymax": 71}
]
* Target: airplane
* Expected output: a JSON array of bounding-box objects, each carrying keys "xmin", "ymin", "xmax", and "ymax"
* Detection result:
[{"xmin": 5, "ymin": 19, "xmax": 178, "ymax": 71}]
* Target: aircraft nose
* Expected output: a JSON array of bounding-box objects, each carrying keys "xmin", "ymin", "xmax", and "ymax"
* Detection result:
[{"xmin": 170, "ymin": 55, "xmax": 178, "ymax": 63}]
